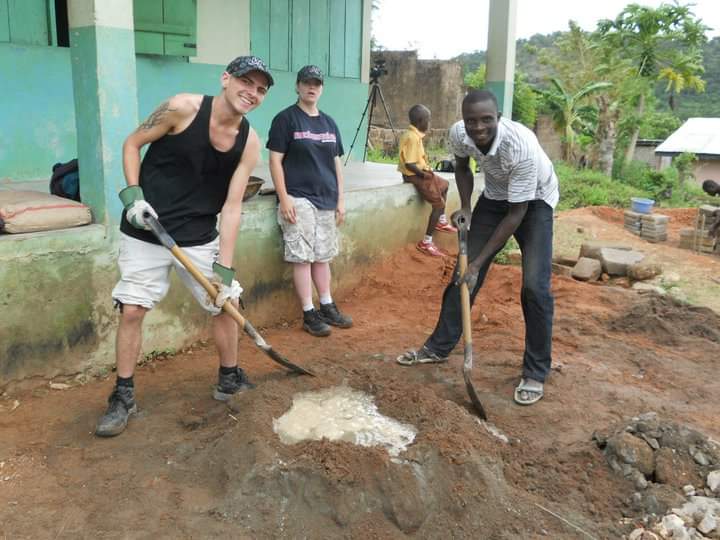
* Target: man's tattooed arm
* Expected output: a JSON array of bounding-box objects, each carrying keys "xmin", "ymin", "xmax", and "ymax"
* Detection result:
[{"xmin": 138, "ymin": 100, "xmax": 178, "ymax": 131}]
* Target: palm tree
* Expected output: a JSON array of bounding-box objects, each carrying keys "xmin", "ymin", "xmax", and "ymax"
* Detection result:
[
  {"xmin": 597, "ymin": 3, "xmax": 708, "ymax": 166},
  {"xmin": 537, "ymin": 78, "xmax": 612, "ymax": 163}
]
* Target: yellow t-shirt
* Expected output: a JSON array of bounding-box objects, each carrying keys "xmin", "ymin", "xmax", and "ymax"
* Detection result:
[{"xmin": 398, "ymin": 125, "xmax": 430, "ymax": 176}]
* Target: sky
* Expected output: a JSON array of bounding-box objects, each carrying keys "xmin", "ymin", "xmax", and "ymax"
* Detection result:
[{"xmin": 372, "ymin": 0, "xmax": 720, "ymax": 59}]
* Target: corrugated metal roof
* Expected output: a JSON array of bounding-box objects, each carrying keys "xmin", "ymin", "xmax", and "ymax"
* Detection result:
[{"xmin": 655, "ymin": 118, "xmax": 720, "ymax": 156}]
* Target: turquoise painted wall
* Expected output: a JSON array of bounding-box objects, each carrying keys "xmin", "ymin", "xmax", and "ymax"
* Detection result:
[{"xmin": 0, "ymin": 44, "xmax": 369, "ymax": 181}]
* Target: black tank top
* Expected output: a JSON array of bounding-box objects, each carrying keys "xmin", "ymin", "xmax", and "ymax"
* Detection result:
[{"xmin": 120, "ymin": 95, "xmax": 250, "ymax": 247}]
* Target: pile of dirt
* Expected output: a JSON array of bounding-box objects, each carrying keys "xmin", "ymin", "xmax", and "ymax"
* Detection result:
[{"xmin": 608, "ymin": 293, "xmax": 720, "ymax": 346}]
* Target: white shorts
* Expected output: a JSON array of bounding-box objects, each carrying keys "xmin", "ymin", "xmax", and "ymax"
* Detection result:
[
  {"xmin": 277, "ymin": 196, "xmax": 339, "ymax": 263},
  {"xmin": 112, "ymin": 233, "xmax": 231, "ymax": 315}
]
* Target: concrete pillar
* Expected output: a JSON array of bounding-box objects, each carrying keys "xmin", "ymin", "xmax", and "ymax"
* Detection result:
[
  {"xmin": 68, "ymin": 0, "xmax": 138, "ymax": 227},
  {"xmin": 486, "ymin": 0, "xmax": 517, "ymax": 118}
]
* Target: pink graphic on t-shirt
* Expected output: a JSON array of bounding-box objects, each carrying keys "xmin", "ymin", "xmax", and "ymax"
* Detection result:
[{"xmin": 293, "ymin": 130, "xmax": 336, "ymax": 143}]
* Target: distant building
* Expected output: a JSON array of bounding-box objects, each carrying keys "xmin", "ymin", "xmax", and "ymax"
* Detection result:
[{"xmin": 655, "ymin": 118, "xmax": 720, "ymax": 185}]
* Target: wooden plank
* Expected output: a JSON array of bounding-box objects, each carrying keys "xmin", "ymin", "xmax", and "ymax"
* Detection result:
[
  {"xmin": 8, "ymin": 0, "xmax": 49, "ymax": 46},
  {"xmin": 308, "ymin": 0, "xmax": 329, "ymax": 72},
  {"xmin": 290, "ymin": 0, "xmax": 310, "ymax": 71},
  {"xmin": 343, "ymin": 0, "xmax": 361, "ymax": 78},
  {"xmin": 328, "ymin": 0, "xmax": 345, "ymax": 77},
  {"xmin": 269, "ymin": 0, "xmax": 290, "ymax": 71},
  {"xmin": 47, "ymin": 0, "xmax": 57, "ymax": 46},
  {"xmin": 0, "ymin": 0, "xmax": 10, "ymax": 43},
  {"xmin": 163, "ymin": 0, "xmax": 197, "ymax": 56},
  {"xmin": 133, "ymin": 0, "xmax": 164, "ymax": 55},
  {"xmin": 250, "ymin": 0, "xmax": 270, "ymax": 61}
]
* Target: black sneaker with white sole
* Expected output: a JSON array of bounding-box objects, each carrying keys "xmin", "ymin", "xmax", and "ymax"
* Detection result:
[
  {"xmin": 319, "ymin": 302, "xmax": 353, "ymax": 328},
  {"xmin": 95, "ymin": 385, "xmax": 137, "ymax": 437},
  {"xmin": 303, "ymin": 308, "xmax": 331, "ymax": 337},
  {"xmin": 213, "ymin": 367, "xmax": 256, "ymax": 402}
]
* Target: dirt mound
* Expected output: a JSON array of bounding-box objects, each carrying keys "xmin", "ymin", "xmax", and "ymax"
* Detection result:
[
  {"xmin": 608, "ymin": 294, "xmax": 720, "ymax": 346},
  {"xmin": 180, "ymin": 359, "xmax": 537, "ymax": 538}
]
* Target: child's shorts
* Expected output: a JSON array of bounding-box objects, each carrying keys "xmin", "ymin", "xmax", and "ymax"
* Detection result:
[
  {"xmin": 112, "ymin": 233, "xmax": 229, "ymax": 315},
  {"xmin": 277, "ymin": 196, "xmax": 339, "ymax": 263},
  {"xmin": 402, "ymin": 173, "xmax": 449, "ymax": 209}
]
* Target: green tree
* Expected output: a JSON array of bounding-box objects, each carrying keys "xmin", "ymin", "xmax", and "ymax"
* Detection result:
[
  {"xmin": 536, "ymin": 78, "xmax": 612, "ymax": 163},
  {"xmin": 596, "ymin": 2, "xmax": 709, "ymax": 166},
  {"xmin": 463, "ymin": 65, "xmax": 538, "ymax": 128}
]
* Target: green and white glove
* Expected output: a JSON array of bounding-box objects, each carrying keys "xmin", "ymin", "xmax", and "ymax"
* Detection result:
[
  {"xmin": 210, "ymin": 262, "xmax": 243, "ymax": 308},
  {"xmin": 119, "ymin": 185, "xmax": 158, "ymax": 231}
]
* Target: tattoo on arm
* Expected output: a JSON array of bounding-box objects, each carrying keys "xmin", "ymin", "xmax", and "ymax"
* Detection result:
[{"xmin": 138, "ymin": 100, "xmax": 177, "ymax": 131}]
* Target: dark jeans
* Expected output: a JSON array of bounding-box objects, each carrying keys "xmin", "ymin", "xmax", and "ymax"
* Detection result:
[{"xmin": 424, "ymin": 195, "xmax": 555, "ymax": 382}]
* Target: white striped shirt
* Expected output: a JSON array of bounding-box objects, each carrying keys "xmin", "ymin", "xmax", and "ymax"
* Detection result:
[{"xmin": 448, "ymin": 118, "xmax": 559, "ymax": 209}]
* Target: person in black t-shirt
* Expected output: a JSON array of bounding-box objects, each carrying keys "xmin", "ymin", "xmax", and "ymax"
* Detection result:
[
  {"xmin": 95, "ymin": 56, "xmax": 273, "ymax": 438},
  {"xmin": 267, "ymin": 65, "xmax": 353, "ymax": 337}
]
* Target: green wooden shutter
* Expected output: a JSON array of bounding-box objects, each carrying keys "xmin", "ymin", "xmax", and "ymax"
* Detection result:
[
  {"xmin": 7, "ymin": 0, "xmax": 49, "ymax": 46},
  {"xmin": 0, "ymin": 1, "xmax": 10, "ymax": 43},
  {"xmin": 250, "ymin": 0, "xmax": 270, "ymax": 62},
  {"xmin": 269, "ymin": 0, "xmax": 289, "ymax": 71},
  {"xmin": 328, "ymin": 0, "xmax": 345, "ymax": 77},
  {"xmin": 308, "ymin": 0, "xmax": 329, "ymax": 72},
  {"xmin": 343, "ymin": 0, "xmax": 361, "ymax": 78},
  {"xmin": 133, "ymin": 0, "xmax": 196, "ymax": 57},
  {"xmin": 290, "ymin": 0, "xmax": 310, "ymax": 71}
]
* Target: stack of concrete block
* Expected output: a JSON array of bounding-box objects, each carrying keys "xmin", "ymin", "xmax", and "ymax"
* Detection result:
[
  {"xmin": 624, "ymin": 210, "xmax": 642, "ymax": 235},
  {"xmin": 679, "ymin": 205, "xmax": 719, "ymax": 253},
  {"xmin": 623, "ymin": 210, "xmax": 669, "ymax": 242},
  {"xmin": 640, "ymin": 213, "xmax": 669, "ymax": 243}
]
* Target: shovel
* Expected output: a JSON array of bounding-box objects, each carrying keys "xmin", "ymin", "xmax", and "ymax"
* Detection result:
[
  {"xmin": 456, "ymin": 214, "xmax": 488, "ymax": 419},
  {"xmin": 143, "ymin": 213, "xmax": 314, "ymax": 377}
]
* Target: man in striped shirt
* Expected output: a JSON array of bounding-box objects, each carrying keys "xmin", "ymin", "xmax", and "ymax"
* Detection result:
[{"xmin": 397, "ymin": 89, "xmax": 558, "ymax": 407}]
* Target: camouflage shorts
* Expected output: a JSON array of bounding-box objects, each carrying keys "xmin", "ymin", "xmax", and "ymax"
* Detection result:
[{"xmin": 278, "ymin": 197, "xmax": 339, "ymax": 263}]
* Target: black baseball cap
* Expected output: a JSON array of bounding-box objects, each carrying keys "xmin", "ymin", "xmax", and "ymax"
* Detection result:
[
  {"xmin": 297, "ymin": 65, "xmax": 324, "ymax": 84},
  {"xmin": 225, "ymin": 56, "xmax": 274, "ymax": 87}
]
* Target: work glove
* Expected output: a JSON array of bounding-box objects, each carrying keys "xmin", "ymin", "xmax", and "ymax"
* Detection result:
[
  {"xmin": 209, "ymin": 262, "xmax": 243, "ymax": 308},
  {"xmin": 119, "ymin": 186, "xmax": 158, "ymax": 231}
]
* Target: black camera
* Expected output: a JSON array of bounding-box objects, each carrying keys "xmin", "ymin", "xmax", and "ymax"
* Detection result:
[{"xmin": 370, "ymin": 59, "xmax": 388, "ymax": 82}]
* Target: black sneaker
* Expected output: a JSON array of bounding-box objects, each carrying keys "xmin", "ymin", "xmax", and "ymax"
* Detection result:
[
  {"xmin": 319, "ymin": 302, "xmax": 353, "ymax": 328},
  {"xmin": 95, "ymin": 385, "xmax": 137, "ymax": 437},
  {"xmin": 213, "ymin": 367, "xmax": 256, "ymax": 402},
  {"xmin": 303, "ymin": 308, "xmax": 331, "ymax": 337}
]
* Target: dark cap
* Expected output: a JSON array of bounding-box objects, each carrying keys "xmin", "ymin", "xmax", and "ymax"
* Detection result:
[
  {"xmin": 225, "ymin": 56, "xmax": 274, "ymax": 87},
  {"xmin": 297, "ymin": 65, "xmax": 324, "ymax": 84}
]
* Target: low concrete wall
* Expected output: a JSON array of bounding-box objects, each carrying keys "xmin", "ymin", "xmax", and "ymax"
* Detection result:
[{"xmin": 0, "ymin": 180, "xmax": 462, "ymax": 385}]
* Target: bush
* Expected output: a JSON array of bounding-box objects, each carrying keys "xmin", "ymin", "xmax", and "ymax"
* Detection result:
[
  {"xmin": 366, "ymin": 147, "xmax": 398, "ymax": 164},
  {"xmin": 554, "ymin": 162, "xmax": 650, "ymax": 210}
]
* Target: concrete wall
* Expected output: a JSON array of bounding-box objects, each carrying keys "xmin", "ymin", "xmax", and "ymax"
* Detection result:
[
  {"xmin": 369, "ymin": 50, "xmax": 463, "ymax": 132},
  {"xmin": 694, "ymin": 159, "xmax": 720, "ymax": 185},
  {"xmin": 0, "ymin": 181, "xmax": 462, "ymax": 385},
  {"xmin": 534, "ymin": 115, "xmax": 562, "ymax": 162}
]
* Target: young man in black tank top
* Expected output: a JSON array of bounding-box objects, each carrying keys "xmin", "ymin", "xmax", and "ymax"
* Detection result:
[{"xmin": 96, "ymin": 56, "xmax": 273, "ymax": 437}]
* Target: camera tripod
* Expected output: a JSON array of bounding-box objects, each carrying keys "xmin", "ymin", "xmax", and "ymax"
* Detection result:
[{"xmin": 345, "ymin": 80, "xmax": 397, "ymax": 164}]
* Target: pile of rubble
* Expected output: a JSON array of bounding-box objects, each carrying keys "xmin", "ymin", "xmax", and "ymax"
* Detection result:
[
  {"xmin": 567, "ymin": 241, "xmax": 660, "ymax": 283},
  {"xmin": 594, "ymin": 413, "xmax": 720, "ymax": 539},
  {"xmin": 680, "ymin": 205, "xmax": 719, "ymax": 254},
  {"xmin": 625, "ymin": 210, "xmax": 670, "ymax": 243}
]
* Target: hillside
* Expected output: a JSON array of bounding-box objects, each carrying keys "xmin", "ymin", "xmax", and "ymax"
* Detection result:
[{"xmin": 453, "ymin": 35, "xmax": 720, "ymax": 120}]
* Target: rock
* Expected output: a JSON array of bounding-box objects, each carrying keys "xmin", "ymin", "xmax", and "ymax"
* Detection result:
[
  {"xmin": 606, "ymin": 432, "xmax": 655, "ymax": 476},
  {"xmin": 699, "ymin": 513, "xmax": 718, "ymax": 535},
  {"xmin": 683, "ymin": 485, "xmax": 697, "ymax": 497},
  {"xmin": 179, "ymin": 415, "xmax": 206, "ymax": 430},
  {"xmin": 639, "ymin": 433, "xmax": 661, "ymax": 450},
  {"xmin": 629, "ymin": 528, "xmax": 645, "ymax": 540},
  {"xmin": 579, "ymin": 240, "xmax": 632, "ymax": 260},
  {"xmin": 49, "ymin": 382, "xmax": 71, "ymax": 390},
  {"xmin": 668, "ymin": 287, "xmax": 688, "ymax": 302},
  {"xmin": 628, "ymin": 262, "xmax": 663, "ymax": 281},
  {"xmin": 708, "ymin": 470, "xmax": 720, "ymax": 493},
  {"xmin": 655, "ymin": 448, "xmax": 702, "ymax": 488},
  {"xmin": 690, "ymin": 448, "xmax": 710, "ymax": 467},
  {"xmin": 599, "ymin": 248, "xmax": 646, "ymax": 276},
  {"xmin": 661, "ymin": 514, "xmax": 690, "ymax": 539},
  {"xmin": 553, "ymin": 255, "xmax": 578, "ymax": 267},
  {"xmin": 633, "ymin": 469, "xmax": 649, "ymax": 490},
  {"xmin": 571, "ymin": 257, "xmax": 602, "ymax": 281}
]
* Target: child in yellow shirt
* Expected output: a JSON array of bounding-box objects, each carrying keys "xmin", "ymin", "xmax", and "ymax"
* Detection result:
[{"xmin": 398, "ymin": 104, "xmax": 456, "ymax": 257}]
